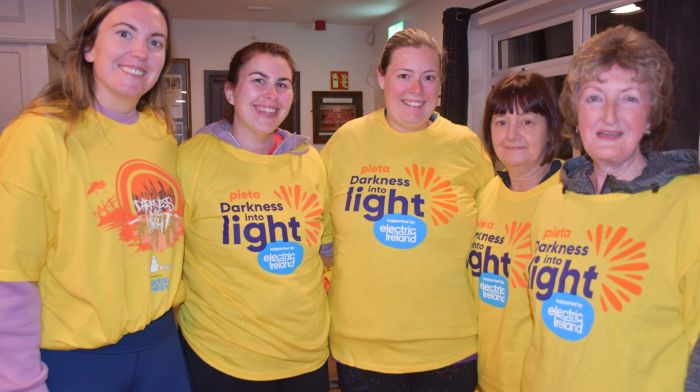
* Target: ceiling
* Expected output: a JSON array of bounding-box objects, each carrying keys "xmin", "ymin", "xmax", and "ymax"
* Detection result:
[{"xmin": 74, "ymin": 0, "xmax": 421, "ymax": 25}]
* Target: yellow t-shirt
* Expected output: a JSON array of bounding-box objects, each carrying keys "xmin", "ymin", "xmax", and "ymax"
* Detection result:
[
  {"xmin": 177, "ymin": 133, "xmax": 330, "ymax": 381},
  {"xmin": 522, "ymin": 175, "xmax": 700, "ymax": 391},
  {"xmin": 321, "ymin": 109, "xmax": 493, "ymax": 373},
  {"xmin": 470, "ymin": 168, "xmax": 560, "ymax": 392},
  {"xmin": 0, "ymin": 108, "xmax": 184, "ymax": 349}
]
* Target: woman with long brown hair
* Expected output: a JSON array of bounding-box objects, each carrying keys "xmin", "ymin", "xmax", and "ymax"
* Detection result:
[{"xmin": 0, "ymin": 1, "xmax": 189, "ymax": 390}]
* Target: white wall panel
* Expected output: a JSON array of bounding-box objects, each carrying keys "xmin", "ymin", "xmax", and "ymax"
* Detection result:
[
  {"xmin": 0, "ymin": 50, "xmax": 25, "ymax": 131},
  {"xmin": 0, "ymin": 0, "xmax": 56, "ymax": 43}
]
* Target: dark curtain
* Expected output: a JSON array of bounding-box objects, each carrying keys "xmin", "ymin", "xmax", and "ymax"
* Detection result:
[
  {"xmin": 646, "ymin": 0, "xmax": 700, "ymax": 150},
  {"xmin": 441, "ymin": 8, "xmax": 472, "ymax": 126}
]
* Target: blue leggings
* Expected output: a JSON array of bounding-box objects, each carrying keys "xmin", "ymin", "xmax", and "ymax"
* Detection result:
[{"xmin": 41, "ymin": 309, "xmax": 191, "ymax": 392}]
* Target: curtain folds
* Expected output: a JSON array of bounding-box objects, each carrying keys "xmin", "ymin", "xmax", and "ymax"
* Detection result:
[
  {"xmin": 441, "ymin": 8, "xmax": 472, "ymax": 126},
  {"xmin": 645, "ymin": 0, "xmax": 700, "ymax": 150}
]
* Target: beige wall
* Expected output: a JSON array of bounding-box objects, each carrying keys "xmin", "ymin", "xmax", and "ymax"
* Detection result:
[
  {"xmin": 1, "ymin": 0, "xmax": 490, "ymax": 135},
  {"xmin": 370, "ymin": 0, "xmax": 487, "ymax": 111},
  {"xmin": 170, "ymin": 19, "xmax": 375, "ymax": 142}
]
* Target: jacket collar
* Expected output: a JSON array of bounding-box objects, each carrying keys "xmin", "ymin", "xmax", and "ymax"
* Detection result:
[
  {"xmin": 562, "ymin": 149, "xmax": 699, "ymax": 194},
  {"xmin": 198, "ymin": 119, "xmax": 310, "ymax": 155}
]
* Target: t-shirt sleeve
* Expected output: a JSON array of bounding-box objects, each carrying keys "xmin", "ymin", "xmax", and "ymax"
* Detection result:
[
  {"xmin": 681, "ymin": 181, "xmax": 700, "ymax": 348},
  {"xmin": 319, "ymin": 143, "xmax": 335, "ymax": 246},
  {"xmin": 470, "ymin": 134, "xmax": 495, "ymax": 193},
  {"xmin": 320, "ymin": 182, "xmax": 334, "ymax": 247},
  {"xmin": 0, "ymin": 115, "xmax": 59, "ymax": 281},
  {"xmin": 682, "ymin": 256, "xmax": 700, "ymax": 347}
]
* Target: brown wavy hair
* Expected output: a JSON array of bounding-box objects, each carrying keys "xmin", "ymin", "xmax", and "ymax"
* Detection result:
[
  {"xmin": 559, "ymin": 25, "xmax": 673, "ymax": 152},
  {"xmin": 22, "ymin": 0, "xmax": 173, "ymax": 135}
]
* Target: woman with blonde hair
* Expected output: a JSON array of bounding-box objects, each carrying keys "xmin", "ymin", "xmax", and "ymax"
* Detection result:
[{"xmin": 322, "ymin": 28, "xmax": 492, "ymax": 391}]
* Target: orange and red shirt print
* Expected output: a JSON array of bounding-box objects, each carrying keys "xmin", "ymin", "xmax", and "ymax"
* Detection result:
[{"xmin": 92, "ymin": 159, "xmax": 184, "ymax": 253}]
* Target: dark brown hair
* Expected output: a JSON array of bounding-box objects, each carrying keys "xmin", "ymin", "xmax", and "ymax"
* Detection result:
[
  {"xmin": 482, "ymin": 72, "xmax": 562, "ymax": 165},
  {"xmin": 559, "ymin": 25, "xmax": 673, "ymax": 152},
  {"xmin": 227, "ymin": 42, "xmax": 296, "ymax": 86}
]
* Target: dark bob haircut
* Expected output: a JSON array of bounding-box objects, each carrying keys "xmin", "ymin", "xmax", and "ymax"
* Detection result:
[{"xmin": 482, "ymin": 72, "xmax": 562, "ymax": 166}]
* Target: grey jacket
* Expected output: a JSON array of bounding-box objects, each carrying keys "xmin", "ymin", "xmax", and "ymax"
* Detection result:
[
  {"xmin": 197, "ymin": 119, "xmax": 311, "ymax": 155},
  {"xmin": 562, "ymin": 149, "xmax": 699, "ymax": 194},
  {"xmin": 689, "ymin": 340, "xmax": 700, "ymax": 392}
]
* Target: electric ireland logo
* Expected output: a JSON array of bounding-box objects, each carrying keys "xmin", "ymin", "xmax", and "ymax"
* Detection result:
[{"xmin": 530, "ymin": 224, "xmax": 649, "ymax": 341}]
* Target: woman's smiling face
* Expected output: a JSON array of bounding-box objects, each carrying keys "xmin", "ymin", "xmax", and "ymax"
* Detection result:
[
  {"xmin": 378, "ymin": 45, "xmax": 441, "ymax": 133},
  {"xmin": 226, "ymin": 52, "xmax": 294, "ymax": 139},
  {"xmin": 84, "ymin": 1, "xmax": 168, "ymax": 112},
  {"xmin": 577, "ymin": 63, "xmax": 651, "ymax": 171}
]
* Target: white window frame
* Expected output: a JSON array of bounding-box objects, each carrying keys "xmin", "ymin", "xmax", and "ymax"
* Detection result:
[
  {"xmin": 491, "ymin": 12, "xmax": 576, "ymax": 85},
  {"xmin": 467, "ymin": 0, "xmax": 644, "ymax": 140},
  {"xmin": 584, "ymin": 0, "xmax": 643, "ymax": 39}
]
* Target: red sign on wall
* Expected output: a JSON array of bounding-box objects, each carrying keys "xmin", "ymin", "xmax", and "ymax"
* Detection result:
[{"xmin": 330, "ymin": 71, "xmax": 349, "ymax": 90}]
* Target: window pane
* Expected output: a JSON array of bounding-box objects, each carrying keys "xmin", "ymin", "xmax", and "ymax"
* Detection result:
[
  {"xmin": 498, "ymin": 22, "xmax": 573, "ymax": 70},
  {"xmin": 591, "ymin": 1, "xmax": 645, "ymax": 35}
]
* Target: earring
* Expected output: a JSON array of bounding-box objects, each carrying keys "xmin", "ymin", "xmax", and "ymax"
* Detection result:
[
  {"xmin": 575, "ymin": 127, "xmax": 579, "ymax": 134},
  {"xmin": 644, "ymin": 124, "xmax": 651, "ymax": 135}
]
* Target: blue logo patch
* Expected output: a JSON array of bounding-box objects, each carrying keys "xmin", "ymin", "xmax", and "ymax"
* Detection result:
[
  {"xmin": 258, "ymin": 242, "xmax": 304, "ymax": 275},
  {"xmin": 151, "ymin": 277, "xmax": 169, "ymax": 292},
  {"xmin": 479, "ymin": 272, "xmax": 508, "ymax": 308},
  {"xmin": 373, "ymin": 214, "xmax": 427, "ymax": 249},
  {"xmin": 542, "ymin": 292, "xmax": 594, "ymax": 341}
]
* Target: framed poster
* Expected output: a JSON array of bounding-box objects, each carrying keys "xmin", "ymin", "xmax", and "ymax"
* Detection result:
[
  {"xmin": 164, "ymin": 58, "xmax": 192, "ymax": 144},
  {"xmin": 312, "ymin": 91, "xmax": 363, "ymax": 144}
]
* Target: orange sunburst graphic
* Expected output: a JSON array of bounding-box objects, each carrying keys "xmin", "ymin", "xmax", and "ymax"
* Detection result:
[
  {"xmin": 403, "ymin": 164, "xmax": 459, "ymax": 226},
  {"xmin": 273, "ymin": 185, "xmax": 323, "ymax": 247},
  {"xmin": 586, "ymin": 224, "xmax": 648, "ymax": 312},
  {"xmin": 504, "ymin": 221, "xmax": 532, "ymax": 288}
]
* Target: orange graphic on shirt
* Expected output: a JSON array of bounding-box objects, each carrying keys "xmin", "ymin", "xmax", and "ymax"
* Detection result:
[
  {"xmin": 403, "ymin": 164, "xmax": 459, "ymax": 225},
  {"xmin": 86, "ymin": 180, "xmax": 106, "ymax": 195},
  {"xmin": 586, "ymin": 224, "xmax": 648, "ymax": 312},
  {"xmin": 94, "ymin": 160, "xmax": 184, "ymax": 252},
  {"xmin": 505, "ymin": 220, "xmax": 532, "ymax": 288},
  {"xmin": 274, "ymin": 184, "xmax": 323, "ymax": 247}
]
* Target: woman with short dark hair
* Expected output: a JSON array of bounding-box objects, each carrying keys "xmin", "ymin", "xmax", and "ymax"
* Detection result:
[{"xmin": 470, "ymin": 72, "xmax": 562, "ymax": 391}]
